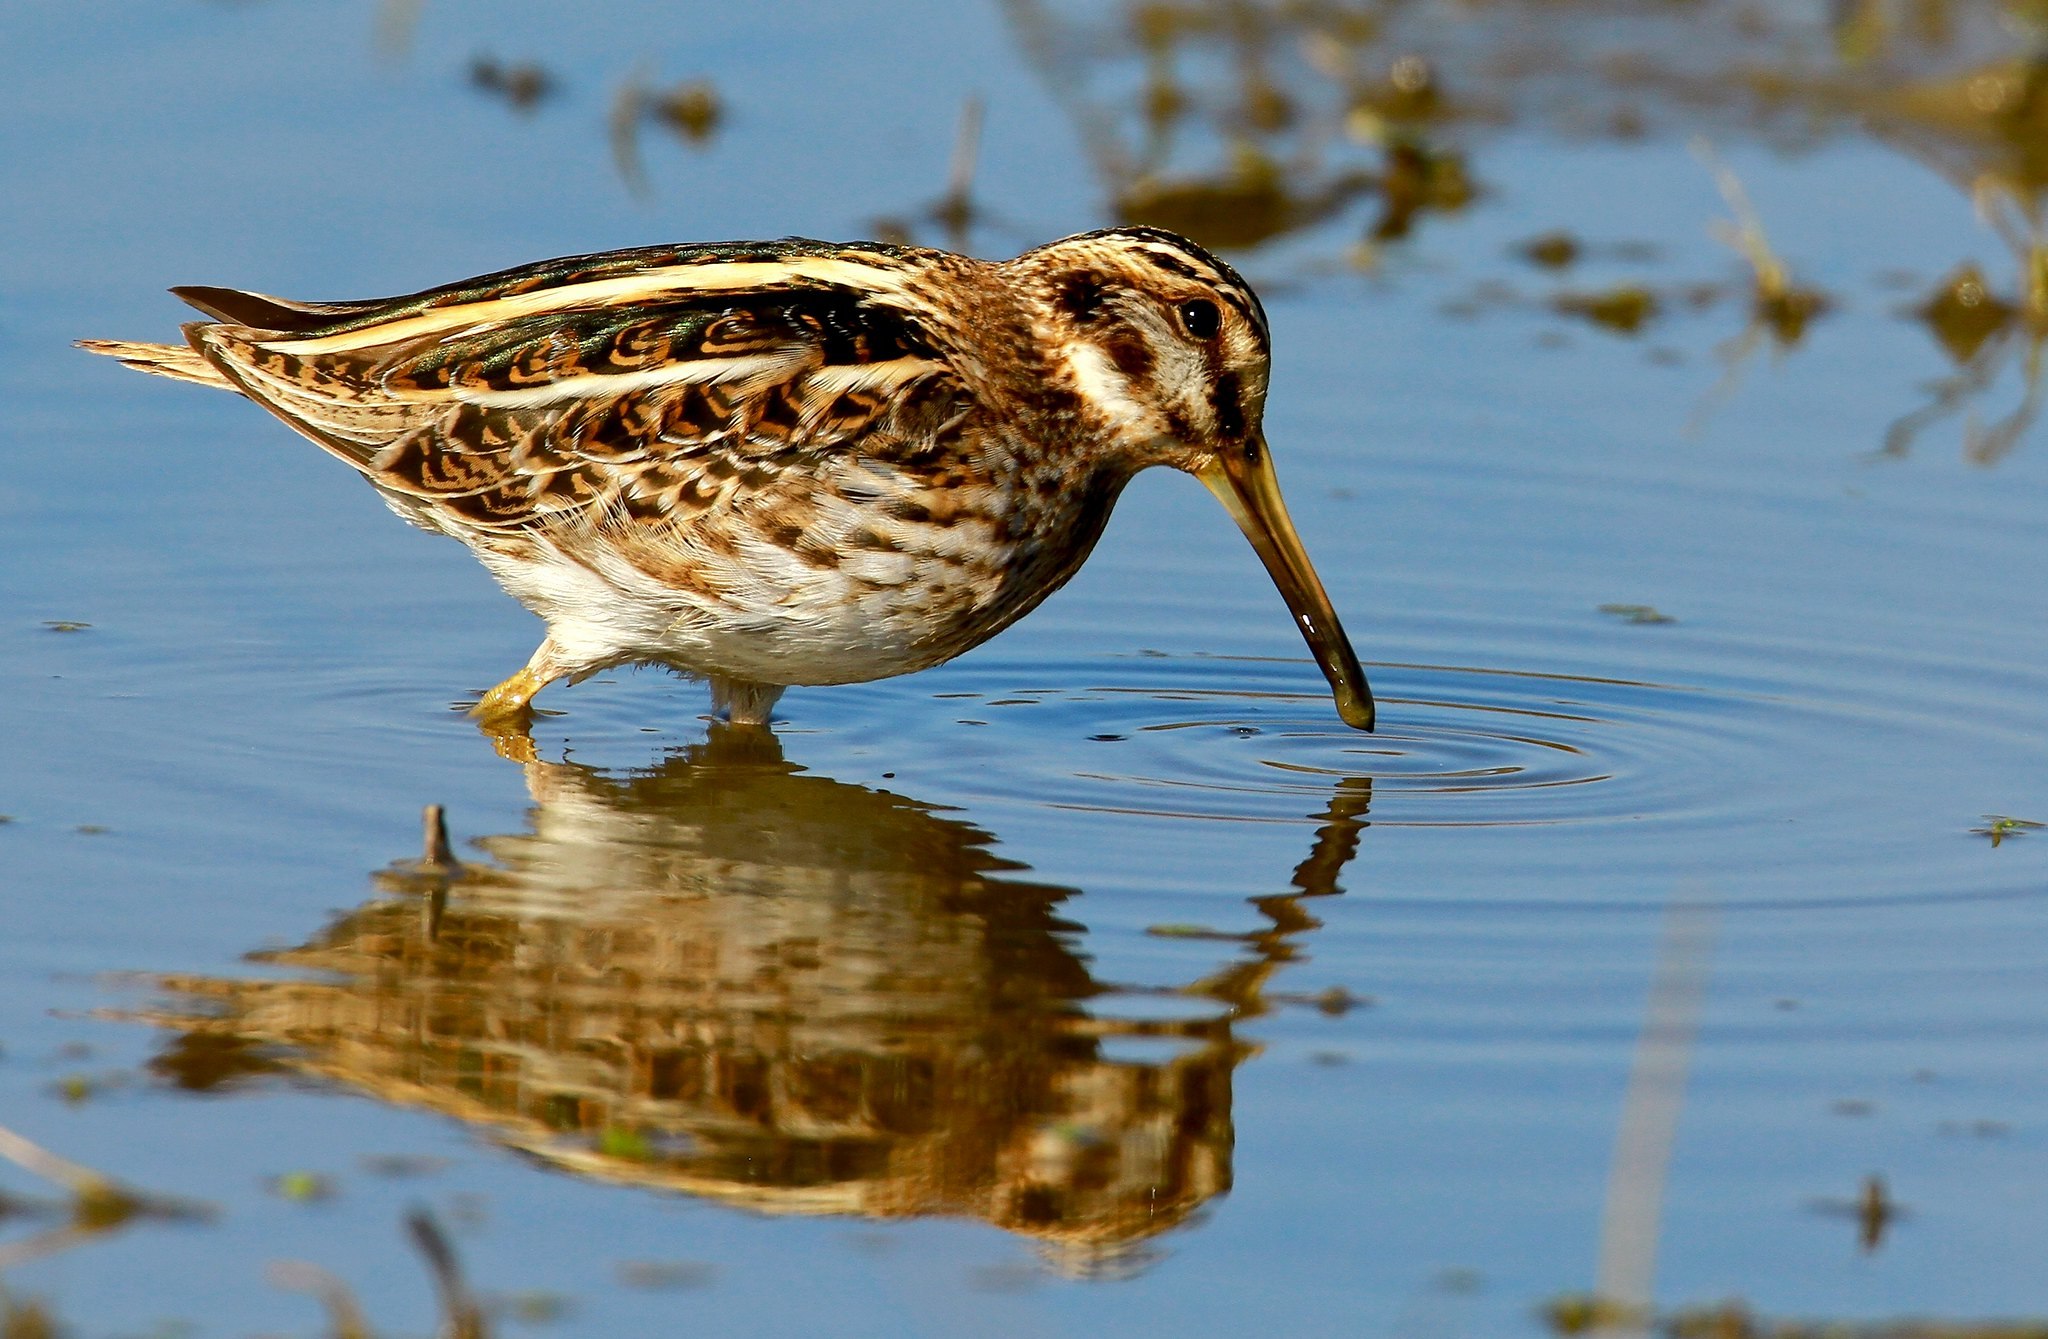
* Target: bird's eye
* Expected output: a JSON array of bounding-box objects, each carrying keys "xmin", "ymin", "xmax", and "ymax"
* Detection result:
[{"xmin": 1176, "ymin": 298, "xmax": 1221, "ymax": 340}]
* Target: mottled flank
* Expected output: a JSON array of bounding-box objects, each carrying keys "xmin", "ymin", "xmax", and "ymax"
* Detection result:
[{"xmin": 81, "ymin": 228, "xmax": 1372, "ymax": 732}]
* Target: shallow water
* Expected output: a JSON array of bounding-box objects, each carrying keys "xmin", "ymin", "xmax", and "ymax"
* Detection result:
[{"xmin": 4, "ymin": 3, "xmax": 2048, "ymax": 1335}]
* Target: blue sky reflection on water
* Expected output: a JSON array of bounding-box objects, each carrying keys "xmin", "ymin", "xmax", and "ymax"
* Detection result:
[{"xmin": 4, "ymin": 3, "xmax": 2048, "ymax": 1335}]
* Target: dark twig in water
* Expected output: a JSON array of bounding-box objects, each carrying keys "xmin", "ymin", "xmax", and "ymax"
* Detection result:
[
  {"xmin": 420, "ymin": 803, "xmax": 460, "ymax": 868},
  {"xmin": 266, "ymin": 1209, "xmax": 490, "ymax": 1337},
  {"xmin": 1808, "ymin": 1173, "xmax": 1908, "ymax": 1253},
  {"xmin": 1695, "ymin": 138, "xmax": 1829, "ymax": 342},
  {"xmin": 469, "ymin": 55, "xmax": 553, "ymax": 111},
  {"xmin": 871, "ymin": 96, "xmax": 997, "ymax": 250},
  {"xmin": 609, "ymin": 65, "xmax": 654, "ymax": 199},
  {"xmin": 933, "ymin": 95, "xmax": 986, "ymax": 251},
  {"xmin": 410, "ymin": 1209, "xmax": 488, "ymax": 1338},
  {"xmin": 0, "ymin": 1121, "xmax": 214, "ymax": 1270},
  {"xmin": 268, "ymin": 1260, "xmax": 375, "ymax": 1339},
  {"xmin": 611, "ymin": 68, "xmax": 725, "ymax": 200}
]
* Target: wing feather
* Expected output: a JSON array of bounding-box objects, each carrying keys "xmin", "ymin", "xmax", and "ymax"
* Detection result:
[{"xmin": 185, "ymin": 250, "xmax": 971, "ymax": 538}]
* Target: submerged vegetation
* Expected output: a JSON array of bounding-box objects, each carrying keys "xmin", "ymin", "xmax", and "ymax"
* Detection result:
[{"xmin": 413, "ymin": 0, "xmax": 2048, "ymax": 460}]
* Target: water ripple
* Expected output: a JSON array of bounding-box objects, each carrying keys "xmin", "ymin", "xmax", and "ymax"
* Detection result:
[{"xmin": 831, "ymin": 637, "xmax": 2048, "ymax": 907}]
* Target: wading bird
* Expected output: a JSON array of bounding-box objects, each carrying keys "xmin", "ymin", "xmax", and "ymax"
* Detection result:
[{"xmin": 83, "ymin": 228, "xmax": 1374, "ymax": 732}]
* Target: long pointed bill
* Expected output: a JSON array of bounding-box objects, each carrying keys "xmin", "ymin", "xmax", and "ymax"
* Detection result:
[{"xmin": 1198, "ymin": 440, "xmax": 1375, "ymax": 731}]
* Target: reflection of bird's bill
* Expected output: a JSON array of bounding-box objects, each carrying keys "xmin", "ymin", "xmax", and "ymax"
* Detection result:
[{"xmin": 1199, "ymin": 439, "xmax": 1375, "ymax": 731}]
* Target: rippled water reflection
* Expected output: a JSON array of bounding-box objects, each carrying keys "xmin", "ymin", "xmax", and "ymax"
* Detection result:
[{"xmin": 143, "ymin": 728, "xmax": 1352, "ymax": 1275}]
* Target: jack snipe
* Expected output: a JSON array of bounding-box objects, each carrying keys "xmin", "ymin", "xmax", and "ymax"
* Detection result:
[{"xmin": 82, "ymin": 228, "xmax": 1374, "ymax": 732}]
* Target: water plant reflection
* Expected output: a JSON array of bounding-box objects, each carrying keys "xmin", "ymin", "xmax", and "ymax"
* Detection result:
[
  {"xmin": 1003, "ymin": 0, "xmax": 1465, "ymax": 251},
  {"xmin": 144, "ymin": 729, "xmax": 1371, "ymax": 1270},
  {"xmin": 1885, "ymin": 189, "xmax": 2048, "ymax": 464},
  {"xmin": 323, "ymin": 0, "xmax": 2048, "ymax": 459},
  {"xmin": 996, "ymin": 0, "xmax": 2048, "ymax": 457}
]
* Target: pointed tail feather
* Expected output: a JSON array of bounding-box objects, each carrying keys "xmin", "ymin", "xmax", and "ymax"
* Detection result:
[
  {"xmin": 76, "ymin": 338, "xmax": 234, "ymax": 389},
  {"xmin": 171, "ymin": 284, "xmax": 382, "ymax": 332}
]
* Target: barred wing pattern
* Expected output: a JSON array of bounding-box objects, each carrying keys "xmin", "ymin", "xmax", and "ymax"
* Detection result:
[{"xmin": 178, "ymin": 241, "xmax": 971, "ymax": 540}]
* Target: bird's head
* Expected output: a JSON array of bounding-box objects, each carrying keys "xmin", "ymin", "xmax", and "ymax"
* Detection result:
[{"xmin": 1009, "ymin": 227, "xmax": 1375, "ymax": 731}]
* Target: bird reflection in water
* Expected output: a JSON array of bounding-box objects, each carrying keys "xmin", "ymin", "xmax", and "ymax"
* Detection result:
[{"xmin": 145, "ymin": 728, "xmax": 1372, "ymax": 1273}]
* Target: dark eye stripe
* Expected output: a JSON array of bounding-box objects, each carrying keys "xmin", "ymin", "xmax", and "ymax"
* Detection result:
[
  {"xmin": 1210, "ymin": 371, "xmax": 1245, "ymax": 440},
  {"xmin": 1104, "ymin": 326, "xmax": 1155, "ymax": 380}
]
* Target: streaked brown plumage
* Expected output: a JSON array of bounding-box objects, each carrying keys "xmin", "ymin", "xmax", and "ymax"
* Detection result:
[{"xmin": 82, "ymin": 228, "xmax": 1374, "ymax": 733}]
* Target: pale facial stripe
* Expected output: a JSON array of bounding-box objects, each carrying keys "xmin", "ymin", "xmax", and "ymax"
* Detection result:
[
  {"xmin": 259, "ymin": 257, "xmax": 918, "ymax": 356},
  {"xmin": 1062, "ymin": 342, "xmax": 1150, "ymax": 431}
]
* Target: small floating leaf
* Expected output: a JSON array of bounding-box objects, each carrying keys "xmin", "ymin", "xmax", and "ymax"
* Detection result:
[
  {"xmin": 357, "ymin": 1153, "xmax": 451, "ymax": 1178},
  {"xmin": 41, "ymin": 621, "xmax": 90, "ymax": 633},
  {"xmin": 1541, "ymin": 1293, "xmax": 1648, "ymax": 1334},
  {"xmin": 1598, "ymin": 603, "xmax": 1676, "ymax": 625},
  {"xmin": 53, "ymin": 1074, "xmax": 96, "ymax": 1105},
  {"xmin": 1517, "ymin": 230, "xmax": 1580, "ymax": 268},
  {"xmin": 651, "ymin": 80, "xmax": 722, "ymax": 143},
  {"xmin": 1314, "ymin": 986, "xmax": 1370, "ymax": 1016},
  {"xmin": 1918, "ymin": 263, "xmax": 2014, "ymax": 364},
  {"xmin": 596, "ymin": 1127, "xmax": 651, "ymax": 1161},
  {"xmin": 268, "ymin": 1170, "xmax": 335, "ymax": 1203},
  {"xmin": 502, "ymin": 1290, "xmax": 572, "ymax": 1323},
  {"xmin": 1937, "ymin": 1119, "xmax": 2011, "ymax": 1138},
  {"xmin": 617, "ymin": 1259, "xmax": 719, "ymax": 1290},
  {"xmin": 469, "ymin": 55, "xmax": 553, "ymax": 110},
  {"xmin": 1972, "ymin": 814, "xmax": 2044, "ymax": 846},
  {"xmin": 1756, "ymin": 285, "xmax": 1830, "ymax": 344},
  {"xmin": 1554, "ymin": 285, "xmax": 1658, "ymax": 333}
]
